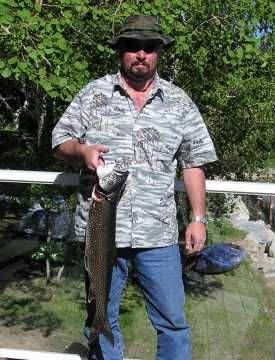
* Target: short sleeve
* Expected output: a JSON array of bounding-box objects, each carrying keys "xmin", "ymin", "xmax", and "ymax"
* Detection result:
[
  {"xmin": 52, "ymin": 86, "xmax": 90, "ymax": 150},
  {"xmin": 176, "ymin": 101, "xmax": 217, "ymax": 168}
]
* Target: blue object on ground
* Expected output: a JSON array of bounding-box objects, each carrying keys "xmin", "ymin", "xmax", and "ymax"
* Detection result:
[{"xmin": 192, "ymin": 243, "xmax": 247, "ymax": 275}]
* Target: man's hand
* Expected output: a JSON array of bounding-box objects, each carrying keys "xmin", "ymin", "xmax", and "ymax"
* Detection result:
[
  {"xmin": 184, "ymin": 222, "xmax": 206, "ymax": 254},
  {"xmin": 80, "ymin": 144, "xmax": 109, "ymax": 171},
  {"xmin": 54, "ymin": 140, "xmax": 109, "ymax": 203},
  {"xmin": 79, "ymin": 144, "xmax": 109, "ymax": 203},
  {"xmin": 54, "ymin": 140, "xmax": 109, "ymax": 171}
]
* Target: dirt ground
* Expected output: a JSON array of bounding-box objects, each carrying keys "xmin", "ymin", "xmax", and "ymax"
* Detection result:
[{"xmin": 0, "ymin": 259, "xmax": 89, "ymax": 358}]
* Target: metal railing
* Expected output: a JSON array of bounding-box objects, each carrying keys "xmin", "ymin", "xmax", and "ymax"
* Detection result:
[
  {"xmin": 0, "ymin": 348, "xmax": 81, "ymax": 360},
  {"xmin": 0, "ymin": 169, "xmax": 274, "ymax": 360},
  {"xmin": 0, "ymin": 169, "xmax": 275, "ymax": 196}
]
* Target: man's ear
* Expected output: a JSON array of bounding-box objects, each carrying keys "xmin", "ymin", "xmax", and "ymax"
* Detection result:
[{"xmin": 157, "ymin": 44, "xmax": 165, "ymax": 57}]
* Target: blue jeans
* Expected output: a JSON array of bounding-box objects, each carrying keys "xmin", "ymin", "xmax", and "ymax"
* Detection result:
[{"xmin": 84, "ymin": 244, "xmax": 192, "ymax": 360}]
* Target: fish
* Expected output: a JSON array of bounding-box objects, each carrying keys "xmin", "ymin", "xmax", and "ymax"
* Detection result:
[{"xmin": 84, "ymin": 159, "xmax": 129, "ymax": 346}]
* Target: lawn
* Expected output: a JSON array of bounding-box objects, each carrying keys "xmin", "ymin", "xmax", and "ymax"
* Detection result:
[{"xmin": 0, "ymin": 220, "xmax": 274, "ymax": 359}]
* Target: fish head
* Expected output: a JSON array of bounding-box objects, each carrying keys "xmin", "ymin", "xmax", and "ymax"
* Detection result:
[{"xmin": 97, "ymin": 159, "xmax": 129, "ymax": 195}]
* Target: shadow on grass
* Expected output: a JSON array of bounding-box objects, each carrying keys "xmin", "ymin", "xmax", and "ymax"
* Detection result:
[
  {"xmin": 0, "ymin": 294, "xmax": 62, "ymax": 336},
  {"xmin": 120, "ymin": 280, "xmax": 144, "ymax": 315},
  {"xmin": 0, "ymin": 262, "xmax": 86, "ymax": 337},
  {"xmin": 183, "ymin": 266, "xmax": 241, "ymax": 298},
  {"xmin": 183, "ymin": 270, "xmax": 224, "ymax": 297},
  {"xmin": 65, "ymin": 342, "xmax": 88, "ymax": 357}
]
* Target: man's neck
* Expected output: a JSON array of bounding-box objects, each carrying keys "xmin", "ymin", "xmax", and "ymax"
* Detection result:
[
  {"xmin": 120, "ymin": 74, "xmax": 156, "ymax": 112},
  {"xmin": 120, "ymin": 72, "xmax": 156, "ymax": 93}
]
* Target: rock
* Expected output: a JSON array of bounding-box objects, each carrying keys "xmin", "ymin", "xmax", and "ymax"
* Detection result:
[
  {"xmin": 231, "ymin": 197, "xmax": 250, "ymax": 223},
  {"xmin": 269, "ymin": 240, "xmax": 275, "ymax": 258},
  {"xmin": 230, "ymin": 197, "xmax": 275, "ymax": 279}
]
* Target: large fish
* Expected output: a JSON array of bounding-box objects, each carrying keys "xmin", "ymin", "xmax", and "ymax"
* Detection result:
[{"xmin": 84, "ymin": 159, "xmax": 129, "ymax": 346}]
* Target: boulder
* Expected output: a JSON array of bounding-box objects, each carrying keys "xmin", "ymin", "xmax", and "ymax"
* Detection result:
[{"xmin": 268, "ymin": 239, "xmax": 275, "ymax": 258}]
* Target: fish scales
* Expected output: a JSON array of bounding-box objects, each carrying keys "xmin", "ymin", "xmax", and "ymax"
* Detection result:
[
  {"xmin": 84, "ymin": 160, "xmax": 129, "ymax": 346},
  {"xmin": 85, "ymin": 197, "xmax": 116, "ymax": 346}
]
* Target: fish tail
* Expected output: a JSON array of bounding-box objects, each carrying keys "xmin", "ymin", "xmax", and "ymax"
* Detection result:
[
  {"xmin": 89, "ymin": 318, "xmax": 114, "ymax": 347},
  {"xmin": 102, "ymin": 321, "xmax": 114, "ymax": 347}
]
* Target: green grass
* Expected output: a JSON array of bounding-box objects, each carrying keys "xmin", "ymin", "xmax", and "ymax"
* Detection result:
[
  {"xmin": 207, "ymin": 218, "xmax": 247, "ymax": 244},
  {"xmin": 0, "ymin": 264, "xmax": 86, "ymax": 351},
  {"xmin": 185, "ymin": 220, "xmax": 275, "ymax": 360},
  {"xmin": 0, "ymin": 221, "xmax": 274, "ymax": 359},
  {"xmin": 185, "ymin": 260, "xmax": 275, "ymax": 360}
]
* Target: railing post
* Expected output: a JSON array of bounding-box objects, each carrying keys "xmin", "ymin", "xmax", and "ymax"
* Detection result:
[{"xmin": 269, "ymin": 196, "xmax": 274, "ymax": 226}]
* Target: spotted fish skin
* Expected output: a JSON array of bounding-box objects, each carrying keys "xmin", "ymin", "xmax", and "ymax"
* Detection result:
[{"xmin": 85, "ymin": 161, "xmax": 128, "ymax": 346}]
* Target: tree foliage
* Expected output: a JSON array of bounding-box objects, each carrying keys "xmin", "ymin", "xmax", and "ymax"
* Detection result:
[{"xmin": 0, "ymin": 0, "xmax": 274, "ymax": 177}]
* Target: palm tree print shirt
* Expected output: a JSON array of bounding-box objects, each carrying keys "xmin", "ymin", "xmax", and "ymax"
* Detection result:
[{"xmin": 52, "ymin": 73, "xmax": 217, "ymax": 248}]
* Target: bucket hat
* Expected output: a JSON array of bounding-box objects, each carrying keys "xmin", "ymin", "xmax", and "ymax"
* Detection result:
[{"xmin": 107, "ymin": 15, "xmax": 175, "ymax": 50}]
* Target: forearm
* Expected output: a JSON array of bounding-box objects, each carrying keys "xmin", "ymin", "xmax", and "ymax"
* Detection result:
[
  {"xmin": 182, "ymin": 167, "xmax": 207, "ymax": 253},
  {"xmin": 53, "ymin": 139, "xmax": 86, "ymax": 164},
  {"xmin": 182, "ymin": 167, "xmax": 206, "ymax": 217},
  {"xmin": 53, "ymin": 139, "xmax": 109, "ymax": 170}
]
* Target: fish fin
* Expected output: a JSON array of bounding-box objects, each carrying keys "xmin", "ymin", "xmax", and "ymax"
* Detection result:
[
  {"xmin": 89, "ymin": 319, "xmax": 114, "ymax": 347},
  {"xmin": 89, "ymin": 324, "xmax": 99, "ymax": 345},
  {"xmin": 88, "ymin": 285, "xmax": 95, "ymax": 303},
  {"xmin": 84, "ymin": 256, "xmax": 88, "ymax": 272}
]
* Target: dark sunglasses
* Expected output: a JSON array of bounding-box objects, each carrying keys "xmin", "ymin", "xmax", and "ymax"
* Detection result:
[{"xmin": 121, "ymin": 40, "xmax": 161, "ymax": 53}]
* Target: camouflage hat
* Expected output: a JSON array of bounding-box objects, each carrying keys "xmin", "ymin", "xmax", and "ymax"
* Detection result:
[{"xmin": 107, "ymin": 15, "xmax": 175, "ymax": 50}]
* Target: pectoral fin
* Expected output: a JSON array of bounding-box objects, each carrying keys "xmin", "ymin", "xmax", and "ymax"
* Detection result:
[{"xmin": 88, "ymin": 285, "xmax": 95, "ymax": 303}]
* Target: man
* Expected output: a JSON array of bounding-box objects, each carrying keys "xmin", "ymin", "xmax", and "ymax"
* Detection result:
[{"xmin": 52, "ymin": 15, "xmax": 217, "ymax": 360}]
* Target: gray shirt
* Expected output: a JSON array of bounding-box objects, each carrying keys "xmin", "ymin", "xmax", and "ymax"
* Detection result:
[{"xmin": 52, "ymin": 73, "xmax": 217, "ymax": 248}]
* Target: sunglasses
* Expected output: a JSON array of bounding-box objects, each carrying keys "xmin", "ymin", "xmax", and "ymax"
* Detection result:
[{"xmin": 121, "ymin": 40, "xmax": 161, "ymax": 53}]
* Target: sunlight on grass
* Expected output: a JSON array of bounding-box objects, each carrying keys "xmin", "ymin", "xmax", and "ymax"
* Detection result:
[{"xmin": 0, "ymin": 220, "xmax": 274, "ymax": 359}]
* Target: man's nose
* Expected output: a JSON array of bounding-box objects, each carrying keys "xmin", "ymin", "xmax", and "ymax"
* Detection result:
[{"xmin": 136, "ymin": 49, "xmax": 146, "ymax": 59}]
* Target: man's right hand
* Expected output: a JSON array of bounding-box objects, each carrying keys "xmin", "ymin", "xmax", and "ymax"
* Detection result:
[
  {"xmin": 80, "ymin": 143, "xmax": 109, "ymax": 171},
  {"xmin": 54, "ymin": 139, "xmax": 109, "ymax": 170},
  {"xmin": 78, "ymin": 143, "xmax": 109, "ymax": 203}
]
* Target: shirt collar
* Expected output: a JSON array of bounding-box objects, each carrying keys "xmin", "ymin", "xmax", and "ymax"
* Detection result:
[{"xmin": 112, "ymin": 71, "xmax": 164, "ymax": 101}]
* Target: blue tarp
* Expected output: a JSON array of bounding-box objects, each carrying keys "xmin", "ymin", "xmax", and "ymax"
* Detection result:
[{"xmin": 191, "ymin": 243, "xmax": 247, "ymax": 275}]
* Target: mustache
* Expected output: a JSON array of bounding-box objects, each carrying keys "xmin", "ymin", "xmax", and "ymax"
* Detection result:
[{"xmin": 131, "ymin": 60, "xmax": 149, "ymax": 67}]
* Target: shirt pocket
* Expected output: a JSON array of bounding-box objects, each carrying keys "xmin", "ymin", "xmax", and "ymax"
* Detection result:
[
  {"xmin": 133, "ymin": 140, "xmax": 177, "ymax": 173},
  {"xmin": 84, "ymin": 127, "xmax": 132, "ymax": 161}
]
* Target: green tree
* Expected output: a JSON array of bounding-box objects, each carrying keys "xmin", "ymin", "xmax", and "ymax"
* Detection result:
[{"xmin": 0, "ymin": 0, "xmax": 273, "ymax": 178}]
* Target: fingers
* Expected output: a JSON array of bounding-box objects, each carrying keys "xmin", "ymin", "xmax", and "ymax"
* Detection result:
[
  {"xmin": 91, "ymin": 185, "xmax": 104, "ymax": 203},
  {"xmin": 93, "ymin": 144, "xmax": 108, "ymax": 168},
  {"xmin": 83, "ymin": 144, "xmax": 109, "ymax": 170},
  {"xmin": 185, "ymin": 230, "xmax": 193, "ymax": 253},
  {"xmin": 192, "ymin": 238, "xmax": 205, "ymax": 253},
  {"xmin": 184, "ymin": 223, "xmax": 206, "ymax": 255},
  {"xmin": 93, "ymin": 144, "xmax": 109, "ymax": 153}
]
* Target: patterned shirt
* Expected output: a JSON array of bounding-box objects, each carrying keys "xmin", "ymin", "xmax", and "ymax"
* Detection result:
[{"xmin": 52, "ymin": 73, "xmax": 217, "ymax": 248}]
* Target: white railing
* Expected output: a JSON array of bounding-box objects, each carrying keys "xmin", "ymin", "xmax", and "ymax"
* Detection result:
[
  {"xmin": 0, "ymin": 348, "xmax": 81, "ymax": 360},
  {"xmin": 0, "ymin": 169, "xmax": 274, "ymax": 359},
  {"xmin": 0, "ymin": 169, "xmax": 275, "ymax": 196}
]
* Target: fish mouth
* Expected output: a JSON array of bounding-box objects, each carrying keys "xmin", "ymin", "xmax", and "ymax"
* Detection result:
[{"xmin": 92, "ymin": 185, "xmax": 115, "ymax": 202}]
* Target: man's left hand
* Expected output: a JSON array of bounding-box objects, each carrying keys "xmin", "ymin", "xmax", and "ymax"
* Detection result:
[{"xmin": 184, "ymin": 222, "xmax": 206, "ymax": 254}]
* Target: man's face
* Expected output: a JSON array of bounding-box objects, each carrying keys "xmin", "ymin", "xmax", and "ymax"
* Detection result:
[{"xmin": 119, "ymin": 39, "xmax": 162, "ymax": 81}]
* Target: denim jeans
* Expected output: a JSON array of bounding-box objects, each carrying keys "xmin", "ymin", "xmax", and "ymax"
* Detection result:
[{"xmin": 84, "ymin": 244, "xmax": 192, "ymax": 360}]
